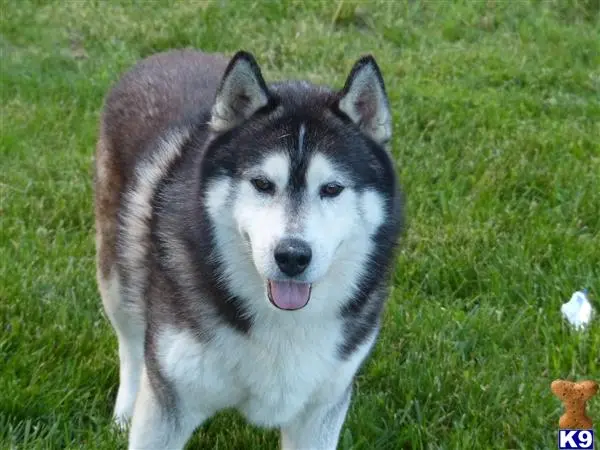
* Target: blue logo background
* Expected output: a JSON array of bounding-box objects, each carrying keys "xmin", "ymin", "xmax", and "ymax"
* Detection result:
[{"xmin": 558, "ymin": 429, "xmax": 594, "ymax": 450}]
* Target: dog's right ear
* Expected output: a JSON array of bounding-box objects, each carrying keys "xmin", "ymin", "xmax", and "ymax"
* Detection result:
[{"xmin": 210, "ymin": 51, "xmax": 271, "ymax": 133}]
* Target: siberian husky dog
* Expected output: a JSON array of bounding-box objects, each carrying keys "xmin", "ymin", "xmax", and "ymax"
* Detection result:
[{"xmin": 94, "ymin": 49, "xmax": 403, "ymax": 449}]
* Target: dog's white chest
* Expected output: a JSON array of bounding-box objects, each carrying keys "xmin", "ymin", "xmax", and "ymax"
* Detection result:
[
  {"xmin": 158, "ymin": 318, "xmax": 347, "ymax": 427},
  {"xmin": 235, "ymin": 321, "xmax": 341, "ymax": 426}
]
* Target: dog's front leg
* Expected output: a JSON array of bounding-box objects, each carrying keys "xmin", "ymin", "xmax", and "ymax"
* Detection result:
[
  {"xmin": 280, "ymin": 386, "xmax": 352, "ymax": 450},
  {"xmin": 128, "ymin": 367, "xmax": 206, "ymax": 450}
]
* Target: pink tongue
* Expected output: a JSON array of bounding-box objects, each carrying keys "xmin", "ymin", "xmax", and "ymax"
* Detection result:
[{"xmin": 268, "ymin": 280, "xmax": 311, "ymax": 310}]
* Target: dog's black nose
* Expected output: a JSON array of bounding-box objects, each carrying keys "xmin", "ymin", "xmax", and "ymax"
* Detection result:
[{"xmin": 274, "ymin": 238, "xmax": 312, "ymax": 276}]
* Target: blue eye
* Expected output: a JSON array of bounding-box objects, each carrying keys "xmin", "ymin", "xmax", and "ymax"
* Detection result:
[{"xmin": 320, "ymin": 183, "xmax": 344, "ymax": 198}]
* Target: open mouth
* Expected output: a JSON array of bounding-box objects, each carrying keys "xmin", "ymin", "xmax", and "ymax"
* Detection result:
[{"xmin": 267, "ymin": 279, "xmax": 312, "ymax": 311}]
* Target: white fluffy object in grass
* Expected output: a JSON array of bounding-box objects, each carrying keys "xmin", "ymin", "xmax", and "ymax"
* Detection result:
[{"xmin": 561, "ymin": 290, "xmax": 594, "ymax": 330}]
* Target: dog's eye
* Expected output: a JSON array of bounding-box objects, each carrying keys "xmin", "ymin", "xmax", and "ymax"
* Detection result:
[
  {"xmin": 320, "ymin": 182, "xmax": 344, "ymax": 198},
  {"xmin": 250, "ymin": 177, "xmax": 275, "ymax": 194}
]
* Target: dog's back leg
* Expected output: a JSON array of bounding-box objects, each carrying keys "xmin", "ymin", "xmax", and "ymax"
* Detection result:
[{"xmin": 95, "ymin": 130, "xmax": 145, "ymax": 428}]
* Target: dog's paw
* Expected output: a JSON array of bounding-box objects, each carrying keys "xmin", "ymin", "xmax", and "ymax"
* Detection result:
[
  {"xmin": 112, "ymin": 384, "xmax": 137, "ymax": 431},
  {"xmin": 112, "ymin": 411, "xmax": 132, "ymax": 431},
  {"xmin": 113, "ymin": 397, "xmax": 134, "ymax": 431}
]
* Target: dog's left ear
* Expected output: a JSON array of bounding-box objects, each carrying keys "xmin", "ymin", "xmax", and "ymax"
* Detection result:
[
  {"xmin": 210, "ymin": 51, "xmax": 271, "ymax": 132},
  {"xmin": 337, "ymin": 56, "xmax": 392, "ymax": 147}
]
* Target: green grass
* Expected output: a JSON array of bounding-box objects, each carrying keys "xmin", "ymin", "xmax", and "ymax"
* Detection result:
[{"xmin": 1, "ymin": 0, "xmax": 599, "ymax": 448}]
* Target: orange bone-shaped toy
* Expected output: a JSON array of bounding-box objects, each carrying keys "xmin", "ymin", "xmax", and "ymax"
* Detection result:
[{"xmin": 551, "ymin": 379, "xmax": 598, "ymax": 429}]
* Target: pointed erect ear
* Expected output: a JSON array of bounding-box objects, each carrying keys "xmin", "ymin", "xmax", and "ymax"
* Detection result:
[
  {"xmin": 337, "ymin": 55, "xmax": 392, "ymax": 146},
  {"xmin": 210, "ymin": 51, "xmax": 271, "ymax": 132}
]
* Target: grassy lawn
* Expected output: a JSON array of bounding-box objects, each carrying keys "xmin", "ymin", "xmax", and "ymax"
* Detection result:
[{"xmin": 1, "ymin": 0, "xmax": 599, "ymax": 448}]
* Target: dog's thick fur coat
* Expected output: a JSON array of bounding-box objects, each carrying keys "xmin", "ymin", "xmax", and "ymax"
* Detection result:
[{"xmin": 95, "ymin": 49, "xmax": 403, "ymax": 449}]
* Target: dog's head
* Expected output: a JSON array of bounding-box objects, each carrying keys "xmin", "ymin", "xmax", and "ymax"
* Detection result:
[{"xmin": 202, "ymin": 51, "xmax": 402, "ymax": 314}]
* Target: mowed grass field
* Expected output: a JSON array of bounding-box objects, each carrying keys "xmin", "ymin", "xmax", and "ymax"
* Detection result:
[{"xmin": 1, "ymin": 1, "xmax": 599, "ymax": 449}]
